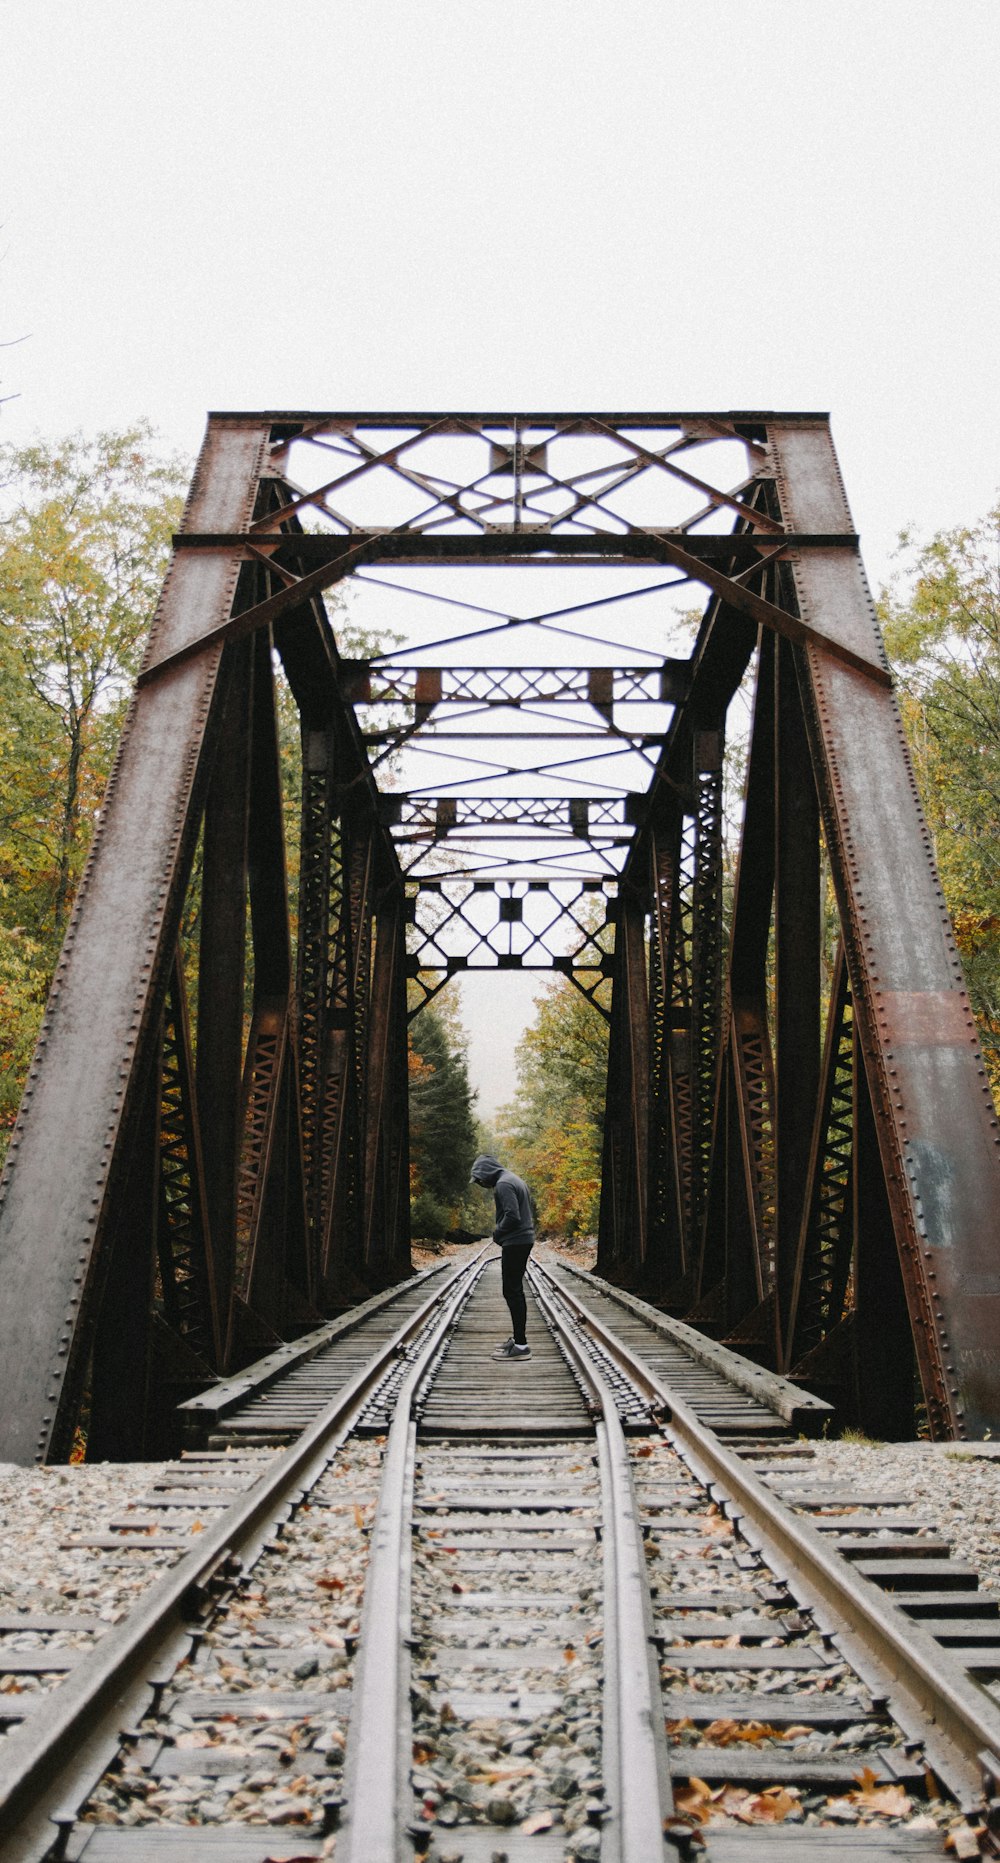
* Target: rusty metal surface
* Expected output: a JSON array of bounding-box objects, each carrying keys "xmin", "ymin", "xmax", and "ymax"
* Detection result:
[
  {"xmin": 0, "ymin": 409, "xmax": 998, "ymax": 1460},
  {"xmin": 771, "ymin": 420, "xmax": 1000, "ymax": 1438},
  {"xmin": 0, "ymin": 418, "xmax": 267, "ymax": 1463}
]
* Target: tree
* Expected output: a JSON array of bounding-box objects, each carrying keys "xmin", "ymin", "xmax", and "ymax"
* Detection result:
[
  {"xmin": 408, "ymin": 1003, "xmax": 478, "ymax": 1236},
  {"xmin": 497, "ymin": 977, "xmax": 609, "ymax": 1235},
  {"xmin": 0, "ymin": 423, "xmax": 187, "ymax": 1135},
  {"xmin": 880, "ymin": 504, "xmax": 1000, "ymax": 1099},
  {"xmin": 0, "ymin": 424, "xmax": 187, "ymax": 933}
]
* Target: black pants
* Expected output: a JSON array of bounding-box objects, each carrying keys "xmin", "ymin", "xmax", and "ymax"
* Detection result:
[{"xmin": 500, "ymin": 1243, "xmax": 533, "ymax": 1345}]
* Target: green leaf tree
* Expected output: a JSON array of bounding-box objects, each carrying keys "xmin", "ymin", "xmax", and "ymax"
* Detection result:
[
  {"xmin": 408, "ymin": 1003, "xmax": 478, "ymax": 1236},
  {"xmin": 880, "ymin": 503, "xmax": 1000, "ymax": 1100},
  {"xmin": 0, "ymin": 423, "xmax": 187, "ymax": 1137},
  {"xmin": 498, "ymin": 977, "xmax": 609, "ymax": 1235}
]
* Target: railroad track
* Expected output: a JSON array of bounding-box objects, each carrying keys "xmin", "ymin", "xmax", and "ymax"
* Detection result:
[{"xmin": 1, "ymin": 1249, "xmax": 1000, "ymax": 1859}]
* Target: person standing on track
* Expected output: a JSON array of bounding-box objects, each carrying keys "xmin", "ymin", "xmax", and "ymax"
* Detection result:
[{"xmin": 470, "ymin": 1154, "xmax": 535, "ymax": 1360}]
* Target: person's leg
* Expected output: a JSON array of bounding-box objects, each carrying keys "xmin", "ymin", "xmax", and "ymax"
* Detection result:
[{"xmin": 501, "ymin": 1244, "xmax": 532, "ymax": 1346}]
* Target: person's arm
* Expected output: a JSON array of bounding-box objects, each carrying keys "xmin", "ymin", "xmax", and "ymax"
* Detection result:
[{"xmin": 492, "ymin": 1179, "xmax": 521, "ymax": 1240}]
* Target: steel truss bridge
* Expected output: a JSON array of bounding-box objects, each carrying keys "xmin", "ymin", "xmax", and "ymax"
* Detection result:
[{"xmin": 0, "ymin": 409, "xmax": 998, "ymax": 1462}]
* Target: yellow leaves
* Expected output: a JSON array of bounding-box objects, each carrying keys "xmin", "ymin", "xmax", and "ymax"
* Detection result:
[
  {"xmin": 699, "ymin": 1718, "xmax": 798, "ymax": 1747},
  {"xmin": 352, "ymin": 1504, "xmax": 365, "ymax": 1530},
  {"xmin": 672, "ymin": 1776, "xmax": 802, "ymax": 1826},
  {"xmin": 844, "ymin": 1768, "xmax": 911, "ymax": 1817},
  {"xmin": 700, "ymin": 1502, "xmax": 733, "ymax": 1539},
  {"xmin": 740, "ymin": 1787, "xmax": 800, "ymax": 1823},
  {"xmin": 467, "ymin": 1765, "xmax": 535, "ymax": 1785},
  {"xmin": 669, "ymin": 1762, "xmax": 916, "ymax": 1831}
]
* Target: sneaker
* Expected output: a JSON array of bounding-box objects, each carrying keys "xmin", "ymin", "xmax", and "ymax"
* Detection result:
[{"xmin": 492, "ymin": 1339, "xmax": 531, "ymax": 1360}]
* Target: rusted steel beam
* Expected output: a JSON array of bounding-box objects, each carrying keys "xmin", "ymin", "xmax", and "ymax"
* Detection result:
[
  {"xmin": 174, "ymin": 527, "xmax": 859, "ymax": 558},
  {"xmin": 214, "ymin": 405, "xmax": 831, "ymax": 431},
  {"xmin": 773, "ymin": 637, "xmax": 822, "ymax": 1361},
  {"xmin": 197, "ymin": 638, "xmax": 253, "ymax": 1328},
  {"xmin": 0, "ymin": 418, "xmax": 268, "ymax": 1463},
  {"xmin": 646, "ymin": 815, "xmax": 686, "ymax": 1292},
  {"xmin": 771, "ymin": 419, "xmax": 1000, "ymax": 1437},
  {"xmin": 597, "ymin": 886, "xmax": 650, "ymax": 1277},
  {"xmin": 142, "ymin": 531, "xmax": 880, "ymax": 689},
  {"xmin": 362, "ymin": 885, "xmax": 411, "ymax": 1284},
  {"xmin": 156, "ymin": 948, "xmax": 222, "ymax": 1373},
  {"xmin": 704, "ymin": 637, "xmax": 778, "ymax": 1344},
  {"xmin": 784, "ymin": 945, "xmax": 856, "ymax": 1379}
]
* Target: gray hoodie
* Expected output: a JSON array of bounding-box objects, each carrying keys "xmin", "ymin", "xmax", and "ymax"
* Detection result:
[{"xmin": 470, "ymin": 1154, "xmax": 535, "ymax": 1248}]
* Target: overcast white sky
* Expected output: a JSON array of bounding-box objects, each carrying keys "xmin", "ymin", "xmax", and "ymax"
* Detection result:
[{"xmin": 3, "ymin": 1, "xmax": 999, "ymax": 1118}]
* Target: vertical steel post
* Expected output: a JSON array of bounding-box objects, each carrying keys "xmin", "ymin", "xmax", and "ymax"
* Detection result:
[
  {"xmin": 774, "ymin": 637, "xmax": 822, "ymax": 1364},
  {"xmin": 0, "ymin": 418, "xmax": 267, "ymax": 1461},
  {"xmin": 771, "ymin": 420, "xmax": 1000, "ymax": 1437},
  {"xmin": 598, "ymin": 884, "xmax": 651, "ymax": 1278}
]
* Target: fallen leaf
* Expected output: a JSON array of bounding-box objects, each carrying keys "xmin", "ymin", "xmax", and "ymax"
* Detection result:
[
  {"xmin": 315, "ymin": 1575, "xmax": 344, "ymax": 1591},
  {"xmin": 521, "ymin": 1809, "xmax": 554, "ymax": 1833},
  {"xmin": 946, "ymin": 1827, "xmax": 984, "ymax": 1860},
  {"xmin": 673, "ymin": 1777, "xmax": 715, "ymax": 1824},
  {"xmin": 849, "ymin": 1769, "xmax": 911, "ymax": 1817},
  {"xmin": 736, "ymin": 1787, "xmax": 799, "ymax": 1824},
  {"xmin": 352, "ymin": 1504, "xmax": 365, "ymax": 1529},
  {"xmin": 702, "ymin": 1718, "xmax": 781, "ymax": 1747},
  {"xmin": 469, "ymin": 1765, "xmax": 536, "ymax": 1784},
  {"xmin": 563, "ymin": 1645, "xmax": 577, "ymax": 1663},
  {"xmin": 715, "ymin": 1785, "xmax": 754, "ymax": 1818},
  {"xmin": 701, "ymin": 1505, "xmax": 734, "ymax": 1539}
]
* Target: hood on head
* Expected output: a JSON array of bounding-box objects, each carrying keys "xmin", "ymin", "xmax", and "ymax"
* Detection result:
[{"xmin": 470, "ymin": 1153, "xmax": 503, "ymax": 1185}]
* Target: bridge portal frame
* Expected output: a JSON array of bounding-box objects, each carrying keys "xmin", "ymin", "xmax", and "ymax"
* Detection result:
[{"xmin": 0, "ymin": 409, "xmax": 996, "ymax": 1460}]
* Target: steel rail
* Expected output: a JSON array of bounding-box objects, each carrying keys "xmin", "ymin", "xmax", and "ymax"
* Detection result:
[
  {"xmin": 541, "ymin": 1264, "xmax": 1000, "ymax": 1808},
  {"xmin": 0, "ymin": 1249, "xmax": 488, "ymax": 1863},
  {"xmin": 177, "ymin": 1260, "xmax": 448, "ymax": 1440},
  {"xmin": 529, "ymin": 1263, "xmax": 675, "ymax": 1859},
  {"xmin": 554, "ymin": 1257, "xmax": 833, "ymax": 1432},
  {"xmin": 336, "ymin": 1252, "xmax": 490, "ymax": 1863}
]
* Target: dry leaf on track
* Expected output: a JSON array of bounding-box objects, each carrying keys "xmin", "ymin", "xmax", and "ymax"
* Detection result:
[
  {"xmin": 735, "ymin": 1786, "xmax": 799, "ymax": 1823},
  {"xmin": 945, "ymin": 1826, "xmax": 984, "ymax": 1860},
  {"xmin": 521, "ymin": 1809, "xmax": 555, "ymax": 1833},
  {"xmin": 848, "ymin": 1767, "xmax": 911, "ymax": 1817}
]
